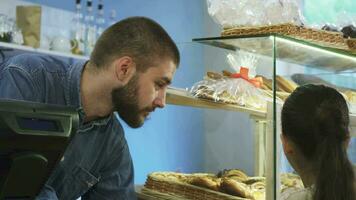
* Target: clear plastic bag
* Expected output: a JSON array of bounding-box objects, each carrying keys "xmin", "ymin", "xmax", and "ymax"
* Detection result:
[
  {"xmin": 190, "ymin": 51, "xmax": 274, "ymax": 110},
  {"xmin": 190, "ymin": 76, "xmax": 268, "ymax": 110},
  {"xmin": 207, "ymin": 0, "xmax": 267, "ymax": 27},
  {"xmin": 206, "ymin": 0, "xmax": 304, "ymax": 27}
]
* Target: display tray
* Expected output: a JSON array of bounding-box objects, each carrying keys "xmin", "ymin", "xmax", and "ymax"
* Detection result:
[
  {"xmin": 141, "ymin": 171, "xmax": 310, "ymax": 200},
  {"xmin": 144, "ymin": 176, "xmax": 248, "ymax": 200},
  {"xmin": 142, "ymin": 172, "xmax": 267, "ymax": 200},
  {"xmin": 137, "ymin": 185, "xmax": 185, "ymax": 200},
  {"xmin": 221, "ymin": 23, "xmax": 355, "ymax": 53}
]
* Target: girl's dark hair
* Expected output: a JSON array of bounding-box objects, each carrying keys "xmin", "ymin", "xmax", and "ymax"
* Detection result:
[{"xmin": 281, "ymin": 84, "xmax": 355, "ymax": 200}]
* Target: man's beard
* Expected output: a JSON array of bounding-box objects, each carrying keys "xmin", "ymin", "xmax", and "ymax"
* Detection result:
[{"xmin": 112, "ymin": 74, "xmax": 153, "ymax": 128}]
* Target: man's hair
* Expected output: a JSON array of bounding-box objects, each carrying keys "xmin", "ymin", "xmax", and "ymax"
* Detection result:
[{"xmin": 90, "ymin": 17, "xmax": 180, "ymax": 72}]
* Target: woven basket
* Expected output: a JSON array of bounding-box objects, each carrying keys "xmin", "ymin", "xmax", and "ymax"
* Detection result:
[
  {"xmin": 347, "ymin": 39, "xmax": 356, "ymax": 50},
  {"xmin": 140, "ymin": 187, "xmax": 186, "ymax": 200},
  {"xmin": 144, "ymin": 176, "xmax": 249, "ymax": 200},
  {"xmin": 222, "ymin": 23, "xmax": 355, "ymax": 52}
]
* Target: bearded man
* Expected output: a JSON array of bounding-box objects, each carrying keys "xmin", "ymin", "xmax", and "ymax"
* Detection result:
[{"xmin": 0, "ymin": 16, "xmax": 179, "ymax": 200}]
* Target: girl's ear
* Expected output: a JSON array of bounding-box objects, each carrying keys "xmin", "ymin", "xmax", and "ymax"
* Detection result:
[{"xmin": 281, "ymin": 133, "xmax": 294, "ymax": 155}]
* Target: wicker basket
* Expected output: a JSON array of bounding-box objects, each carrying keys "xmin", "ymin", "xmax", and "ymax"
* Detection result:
[
  {"xmin": 144, "ymin": 176, "xmax": 249, "ymax": 200},
  {"xmin": 347, "ymin": 39, "xmax": 356, "ymax": 50},
  {"xmin": 222, "ymin": 23, "xmax": 355, "ymax": 52},
  {"xmin": 140, "ymin": 187, "xmax": 186, "ymax": 200}
]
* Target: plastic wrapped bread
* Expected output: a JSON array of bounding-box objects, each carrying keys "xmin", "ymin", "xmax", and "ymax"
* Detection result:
[{"xmin": 190, "ymin": 73, "xmax": 270, "ymax": 110}]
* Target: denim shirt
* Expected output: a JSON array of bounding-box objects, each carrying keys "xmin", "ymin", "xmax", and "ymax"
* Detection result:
[{"xmin": 0, "ymin": 53, "xmax": 137, "ymax": 200}]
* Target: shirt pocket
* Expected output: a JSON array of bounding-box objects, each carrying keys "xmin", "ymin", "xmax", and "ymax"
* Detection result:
[{"xmin": 69, "ymin": 165, "xmax": 100, "ymax": 198}]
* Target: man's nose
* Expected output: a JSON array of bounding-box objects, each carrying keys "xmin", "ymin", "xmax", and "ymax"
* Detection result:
[{"xmin": 154, "ymin": 89, "xmax": 166, "ymax": 108}]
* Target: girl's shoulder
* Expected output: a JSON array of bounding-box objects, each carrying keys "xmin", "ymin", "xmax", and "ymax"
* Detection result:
[{"xmin": 280, "ymin": 187, "xmax": 313, "ymax": 200}]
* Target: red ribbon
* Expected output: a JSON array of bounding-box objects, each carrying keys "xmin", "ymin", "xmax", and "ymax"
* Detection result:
[{"xmin": 230, "ymin": 67, "xmax": 263, "ymax": 88}]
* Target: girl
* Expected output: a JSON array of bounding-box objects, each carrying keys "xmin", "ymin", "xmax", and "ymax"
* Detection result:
[{"xmin": 281, "ymin": 84, "xmax": 355, "ymax": 200}]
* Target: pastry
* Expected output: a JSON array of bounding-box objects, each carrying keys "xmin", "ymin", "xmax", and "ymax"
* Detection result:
[
  {"xmin": 189, "ymin": 176, "xmax": 221, "ymax": 191},
  {"xmin": 207, "ymin": 71, "xmax": 223, "ymax": 80},
  {"xmin": 218, "ymin": 169, "xmax": 249, "ymax": 182},
  {"xmin": 243, "ymin": 176, "xmax": 265, "ymax": 185},
  {"xmin": 321, "ymin": 24, "xmax": 339, "ymax": 32},
  {"xmin": 250, "ymin": 181, "xmax": 265, "ymax": 200},
  {"xmin": 222, "ymin": 70, "xmax": 233, "ymax": 77},
  {"xmin": 220, "ymin": 178, "xmax": 255, "ymax": 199},
  {"xmin": 344, "ymin": 90, "xmax": 356, "ymax": 104},
  {"xmin": 250, "ymin": 181, "xmax": 265, "ymax": 191},
  {"xmin": 192, "ymin": 85, "xmax": 239, "ymax": 105},
  {"xmin": 341, "ymin": 25, "xmax": 356, "ymax": 38},
  {"xmin": 280, "ymin": 173, "xmax": 304, "ymax": 192},
  {"xmin": 275, "ymin": 75, "xmax": 298, "ymax": 93},
  {"xmin": 252, "ymin": 190, "xmax": 265, "ymax": 200},
  {"xmin": 148, "ymin": 171, "xmax": 189, "ymax": 183},
  {"xmin": 256, "ymin": 75, "xmax": 293, "ymax": 92},
  {"xmin": 256, "ymin": 75, "xmax": 273, "ymax": 90}
]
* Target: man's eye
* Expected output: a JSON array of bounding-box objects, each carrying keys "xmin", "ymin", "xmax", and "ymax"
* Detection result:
[{"xmin": 155, "ymin": 82, "xmax": 164, "ymax": 88}]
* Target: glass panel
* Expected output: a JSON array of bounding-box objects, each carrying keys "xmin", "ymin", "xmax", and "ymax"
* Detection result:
[
  {"xmin": 193, "ymin": 34, "xmax": 356, "ymax": 200},
  {"xmin": 275, "ymin": 36, "xmax": 356, "ymax": 72},
  {"xmin": 275, "ymin": 41, "xmax": 356, "ymax": 199},
  {"xmin": 194, "ymin": 36, "xmax": 275, "ymax": 200},
  {"xmin": 194, "ymin": 35, "xmax": 356, "ymax": 72},
  {"xmin": 194, "ymin": 35, "xmax": 274, "ymax": 57}
]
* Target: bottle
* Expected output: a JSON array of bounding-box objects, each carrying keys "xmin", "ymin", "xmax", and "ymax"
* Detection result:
[
  {"xmin": 96, "ymin": 0, "xmax": 105, "ymax": 39},
  {"xmin": 84, "ymin": 0, "xmax": 96, "ymax": 56},
  {"xmin": 108, "ymin": 9, "xmax": 117, "ymax": 27},
  {"xmin": 71, "ymin": 0, "xmax": 85, "ymax": 55}
]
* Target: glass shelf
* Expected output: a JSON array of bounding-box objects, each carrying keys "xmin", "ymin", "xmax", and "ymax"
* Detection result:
[{"xmin": 193, "ymin": 34, "xmax": 356, "ymax": 72}]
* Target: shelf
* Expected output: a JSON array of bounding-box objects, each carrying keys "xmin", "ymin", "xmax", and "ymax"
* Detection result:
[
  {"xmin": 0, "ymin": 41, "xmax": 88, "ymax": 61},
  {"xmin": 166, "ymin": 87, "xmax": 267, "ymax": 119},
  {"xmin": 193, "ymin": 34, "xmax": 356, "ymax": 72}
]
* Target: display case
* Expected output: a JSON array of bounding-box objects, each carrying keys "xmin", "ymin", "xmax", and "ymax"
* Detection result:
[{"xmin": 138, "ymin": 34, "xmax": 356, "ymax": 200}]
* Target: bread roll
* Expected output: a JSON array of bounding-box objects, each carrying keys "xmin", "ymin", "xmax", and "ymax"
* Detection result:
[
  {"xmin": 275, "ymin": 75, "xmax": 298, "ymax": 93},
  {"xmin": 219, "ymin": 169, "xmax": 249, "ymax": 182},
  {"xmin": 189, "ymin": 176, "xmax": 221, "ymax": 191},
  {"xmin": 256, "ymin": 75, "xmax": 288, "ymax": 92},
  {"xmin": 207, "ymin": 71, "xmax": 223, "ymax": 80},
  {"xmin": 222, "ymin": 70, "xmax": 233, "ymax": 77},
  {"xmin": 220, "ymin": 178, "xmax": 255, "ymax": 199},
  {"xmin": 243, "ymin": 176, "xmax": 265, "ymax": 185}
]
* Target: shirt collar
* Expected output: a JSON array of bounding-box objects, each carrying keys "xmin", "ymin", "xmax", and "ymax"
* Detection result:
[
  {"xmin": 66, "ymin": 60, "xmax": 87, "ymax": 108},
  {"xmin": 66, "ymin": 60, "xmax": 113, "ymax": 129}
]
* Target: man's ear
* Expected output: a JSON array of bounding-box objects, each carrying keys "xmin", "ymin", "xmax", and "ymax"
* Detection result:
[
  {"xmin": 281, "ymin": 133, "xmax": 294, "ymax": 155},
  {"xmin": 345, "ymin": 135, "xmax": 351, "ymax": 148},
  {"xmin": 113, "ymin": 56, "xmax": 136, "ymax": 85}
]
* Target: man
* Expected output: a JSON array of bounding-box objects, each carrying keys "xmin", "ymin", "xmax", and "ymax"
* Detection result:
[{"xmin": 0, "ymin": 17, "xmax": 179, "ymax": 199}]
